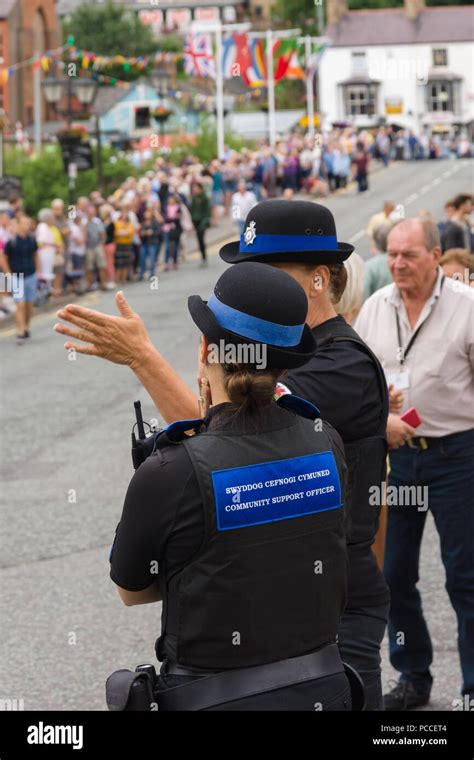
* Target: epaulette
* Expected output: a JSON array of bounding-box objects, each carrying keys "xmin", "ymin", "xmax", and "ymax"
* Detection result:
[
  {"xmin": 274, "ymin": 383, "xmax": 320, "ymax": 420},
  {"xmin": 153, "ymin": 417, "xmax": 206, "ymax": 448}
]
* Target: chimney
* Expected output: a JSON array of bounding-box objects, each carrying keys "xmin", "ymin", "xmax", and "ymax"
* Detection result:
[
  {"xmin": 327, "ymin": 0, "xmax": 348, "ymax": 26},
  {"xmin": 404, "ymin": 0, "xmax": 425, "ymax": 21}
]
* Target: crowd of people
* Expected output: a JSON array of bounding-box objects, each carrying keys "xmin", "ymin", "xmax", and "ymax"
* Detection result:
[{"xmin": 0, "ymin": 125, "xmax": 472, "ymax": 342}]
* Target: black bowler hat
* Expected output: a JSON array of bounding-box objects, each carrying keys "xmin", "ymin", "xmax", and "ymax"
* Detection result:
[
  {"xmin": 220, "ymin": 199, "xmax": 354, "ymax": 264},
  {"xmin": 188, "ymin": 262, "xmax": 317, "ymax": 369}
]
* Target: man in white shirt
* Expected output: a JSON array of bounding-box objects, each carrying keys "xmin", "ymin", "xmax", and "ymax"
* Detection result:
[
  {"xmin": 355, "ymin": 217, "xmax": 474, "ymax": 711},
  {"xmin": 231, "ymin": 181, "xmax": 257, "ymax": 236}
]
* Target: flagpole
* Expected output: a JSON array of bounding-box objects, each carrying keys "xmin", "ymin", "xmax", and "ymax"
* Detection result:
[
  {"xmin": 304, "ymin": 36, "xmax": 315, "ymax": 141},
  {"xmin": 33, "ymin": 59, "xmax": 42, "ymax": 154},
  {"xmin": 215, "ymin": 24, "xmax": 225, "ymax": 160},
  {"xmin": 265, "ymin": 29, "xmax": 276, "ymax": 149}
]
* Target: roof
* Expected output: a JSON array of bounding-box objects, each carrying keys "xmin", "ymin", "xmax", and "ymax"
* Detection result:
[
  {"xmin": 57, "ymin": 0, "xmax": 235, "ymax": 14},
  {"xmin": 91, "ymin": 86, "xmax": 128, "ymax": 116},
  {"xmin": 0, "ymin": 0, "xmax": 17, "ymax": 19},
  {"xmin": 325, "ymin": 7, "xmax": 474, "ymax": 47}
]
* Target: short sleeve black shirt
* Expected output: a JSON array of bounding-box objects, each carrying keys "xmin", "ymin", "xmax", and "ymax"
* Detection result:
[{"xmin": 286, "ymin": 316, "xmax": 383, "ymax": 442}]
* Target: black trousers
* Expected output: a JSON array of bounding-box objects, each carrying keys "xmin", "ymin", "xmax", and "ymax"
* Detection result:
[
  {"xmin": 194, "ymin": 222, "xmax": 207, "ymax": 260},
  {"xmin": 337, "ymin": 602, "xmax": 390, "ymax": 711},
  {"xmin": 157, "ymin": 665, "xmax": 351, "ymax": 711}
]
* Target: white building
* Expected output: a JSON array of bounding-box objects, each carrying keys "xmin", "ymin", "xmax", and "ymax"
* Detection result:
[{"xmin": 319, "ymin": 0, "xmax": 474, "ymax": 136}]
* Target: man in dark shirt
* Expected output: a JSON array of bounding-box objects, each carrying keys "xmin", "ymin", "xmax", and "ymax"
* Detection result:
[
  {"xmin": 1, "ymin": 215, "xmax": 38, "ymax": 342},
  {"xmin": 441, "ymin": 193, "xmax": 473, "ymax": 253}
]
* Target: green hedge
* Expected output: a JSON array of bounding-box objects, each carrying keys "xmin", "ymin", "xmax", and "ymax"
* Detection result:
[{"xmin": 4, "ymin": 146, "xmax": 138, "ymax": 216}]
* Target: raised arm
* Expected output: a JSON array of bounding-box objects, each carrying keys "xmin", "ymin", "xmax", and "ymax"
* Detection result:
[{"xmin": 54, "ymin": 291, "xmax": 200, "ymax": 424}]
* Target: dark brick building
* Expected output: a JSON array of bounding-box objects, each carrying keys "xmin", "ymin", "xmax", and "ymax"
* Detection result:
[{"xmin": 0, "ymin": 0, "xmax": 60, "ymax": 126}]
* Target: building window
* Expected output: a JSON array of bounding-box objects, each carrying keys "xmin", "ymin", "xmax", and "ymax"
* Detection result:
[
  {"xmin": 343, "ymin": 84, "xmax": 377, "ymax": 116},
  {"xmin": 427, "ymin": 81, "xmax": 453, "ymax": 112},
  {"xmin": 432, "ymin": 48, "xmax": 448, "ymax": 67},
  {"xmin": 351, "ymin": 51, "xmax": 367, "ymax": 75},
  {"xmin": 135, "ymin": 107, "xmax": 150, "ymax": 129}
]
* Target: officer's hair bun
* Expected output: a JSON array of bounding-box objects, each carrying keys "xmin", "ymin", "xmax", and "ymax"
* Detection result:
[{"xmin": 224, "ymin": 365, "xmax": 280, "ymax": 414}]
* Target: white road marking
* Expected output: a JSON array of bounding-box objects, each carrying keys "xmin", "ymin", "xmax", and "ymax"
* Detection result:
[{"xmin": 348, "ymin": 229, "xmax": 365, "ymax": 244}]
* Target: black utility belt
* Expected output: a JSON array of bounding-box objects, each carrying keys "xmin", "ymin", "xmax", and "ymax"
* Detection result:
[
  {"xmin": 159, "ymin": 643, "xmax": 344, "ymax": 711},
  {"xmin": 406, "ymin": 429, "xmax": 474, "ymax": 451}
]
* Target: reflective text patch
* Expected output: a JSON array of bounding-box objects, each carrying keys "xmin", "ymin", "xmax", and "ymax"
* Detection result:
[{"xmin": 212, "ymin": 451, "xmax": 342, "ymax": 531}]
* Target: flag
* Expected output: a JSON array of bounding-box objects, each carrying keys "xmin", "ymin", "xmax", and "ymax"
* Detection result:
[
  {"xmin": 285, "ymin": 46, "xmax": 305, "ymax": 80},
  {"xmin": 306, "ymin": 41, "xmax": 329, "ymax": 78},
  {"xmin": 247, "ymin": 38, "xmax": 266, "ymax": 87},
  {"xmin": 184, "ymin": 33, "xmax": 216, "ymax": 79},
  {"xmin": 273, "ymin": 39, "xmax": 296, "ymax": 83}
]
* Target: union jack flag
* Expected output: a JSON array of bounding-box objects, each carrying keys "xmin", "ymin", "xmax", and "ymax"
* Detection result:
[{"xmin": 184, "ymin": 33, "xmax": 216, "ymax": 79}]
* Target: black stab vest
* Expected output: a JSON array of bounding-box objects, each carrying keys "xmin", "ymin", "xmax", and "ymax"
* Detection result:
[
  {"xmin": 318, "ymin": 320, "xmax": 390, "ymax": 607},
  {"xmin": 157, "ymin": 409, "xmax": 348, "ymax": 670}
]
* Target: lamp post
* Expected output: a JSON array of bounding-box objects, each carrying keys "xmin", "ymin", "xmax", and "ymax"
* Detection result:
[
  {"xmin": 151, "ymin": 68, "xmax": 173, "ymax": 149},
  {"xmin": 42, "ymin": 76, "xmax": 100, "ymax": 204}
]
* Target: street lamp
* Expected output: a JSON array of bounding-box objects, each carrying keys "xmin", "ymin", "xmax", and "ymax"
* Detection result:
[
  {"xmin": 74, "ymin": 79, "xmax": 97, "ymax": 107},
  {"xmin": 151, "ymin": 67, "xmax": 173, "ymax": 149},
  {"xmin": 42, "ymin": 76, "xmax": 102, "ymax": 203},
  {"xmin": 42, "ymin": 77, "xmax": 63, "ymax": 105}
]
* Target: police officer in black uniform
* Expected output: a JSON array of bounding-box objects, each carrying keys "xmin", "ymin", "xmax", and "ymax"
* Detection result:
[
  {"xmin": 109, "ymin": 262, "xmax": 354, "ymax": 711},
  {"xmin": 219, "ymin": 201, "xmax": 390, "ymax": 710},
  {"xmin": 56, "ymin": 200, "xmax": 389, "ymax": 710}
]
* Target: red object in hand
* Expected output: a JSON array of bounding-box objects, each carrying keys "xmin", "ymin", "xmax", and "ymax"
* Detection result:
[{"xmin": 400, "ymin": 407, "xmax": 422, "ymax": 428}]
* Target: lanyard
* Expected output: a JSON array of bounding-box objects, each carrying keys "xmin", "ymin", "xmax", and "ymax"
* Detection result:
[{"xmin": 395, "ymin": 275, "xmax": 445, "ymax": 366}]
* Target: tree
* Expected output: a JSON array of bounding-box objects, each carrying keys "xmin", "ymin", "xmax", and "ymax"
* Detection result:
[
  {"xmin": 63, "ymin": 0, "xmax": 160, "ymax": 82},
  {"xmin": 273, "ymin": 0, "xmax": 320, "ymax": 33}
]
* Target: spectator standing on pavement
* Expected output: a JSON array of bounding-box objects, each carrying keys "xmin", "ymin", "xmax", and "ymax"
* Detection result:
[
  {"xmin": 439, "ymin": 248, "xmax": 474, "ymax": 286},
  {"xmin": 36, "ymin": 209, "xmax": 61, "ymax": 296},
  {"xmin": 162, "ymin": 194, "xmax": 182, "ymax": 272},
  {"xmin": 139, "ymin": 208, "xmax": 162, "ymax": 280},
  {"xmin": 51, "ymin": 199, "xmax": 70, "ymax": 249},
  {"xmin": 353, "ymin": 142, "xmax": 369, "ymax": 193},
  {"xmin": 231, "ymin": 180, "xmax": 257, "ymax": 236},
  {"xmin": 84, "ymin": 204, "xmax": 107, "ymax": 291},
  {"xmin": 437, "ymin": 200, "xmax": 455, "ymax": 239},
  {"xmin": 364, "ymin": 225, "xmax": 393, "ymax": 300},
  {"xmin": 1, "ymin": 215, "xmax": 38, "ymax": 342},
  {"xmin": 375, "ymin": 128, "xmax": 391, "ymax": 167},
  {"xmin": 354, "ymin": 217, "xmax": 474, "ymax": 711},
  {"xmin": 367, "ymin": 202, "xmax": 395, "ymax": 253},
  {"xmin": 99, "ymin": 205, "xmax": 116, "ymax": 286},
  {"xmin": 0, "ymin": 212, "xmax": 13, "ymax": 318},
  {"xmin": 67, "ymin": 215, "xmax": 86, "ymax": 284},
  {"xmin": 210, "ymin": 159, "xmax": 223, "ymax": 225},
  {"xmin": 113, "ymin": 207, "xmax": 136, "ymax": 285},
  {"xmin": 189, "ymin": 183, "xmax": 211, "ymax": 268},
  {"xmin": 441, "ymin": 193, "xmax": 473, "ymax": 253}
]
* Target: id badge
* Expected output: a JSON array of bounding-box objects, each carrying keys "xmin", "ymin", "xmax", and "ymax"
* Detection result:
[{"xmin": 386, "ymin": 369, "xmax": 410, "ymax": 391}]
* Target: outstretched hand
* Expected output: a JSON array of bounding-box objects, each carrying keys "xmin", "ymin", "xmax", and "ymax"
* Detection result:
[{"xmin": 54, "ymin": 291, "xmax": 154, "ymax": 369}]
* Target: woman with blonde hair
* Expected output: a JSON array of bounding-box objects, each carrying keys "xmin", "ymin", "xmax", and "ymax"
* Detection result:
[{"xmin": 334, "ymin": 252, "xmax": 365, "ymax": 325}]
